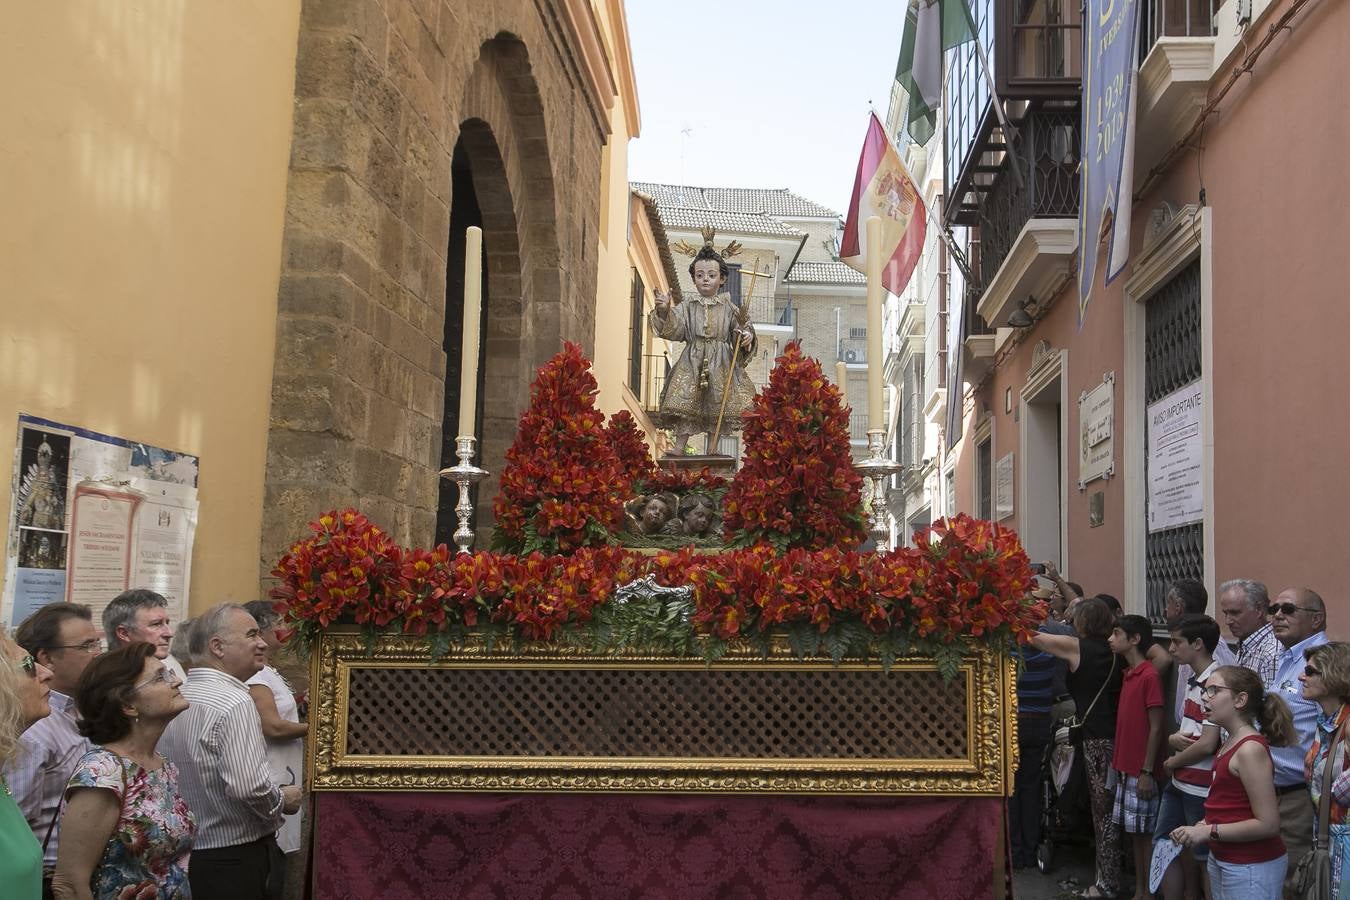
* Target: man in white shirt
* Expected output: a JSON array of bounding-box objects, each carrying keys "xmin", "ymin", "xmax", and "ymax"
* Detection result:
[
  {"xmin": 1, "ymin": 602, "xmax": 99, "ymax": 883},
  {"xmin": 159, "ymin": 603, "xmax": 302, "ymax": 900},
  {"xmin": 102, "ymin": 588, "xmax": 188, "ymax": 682}
]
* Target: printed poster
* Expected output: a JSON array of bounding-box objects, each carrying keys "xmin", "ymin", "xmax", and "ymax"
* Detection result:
[
  {"xmin": 1147, "ymin": 382, "xmax": 1204, "ymax": 533},
  {"xmin": 4, "ymin": 414, "xmax": 199, "ymax": 628}
]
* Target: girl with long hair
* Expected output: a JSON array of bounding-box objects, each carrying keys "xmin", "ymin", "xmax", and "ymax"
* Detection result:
[{"xmin": 1171, "ymin": 665, "xmax": 1294, "ymax": 898}]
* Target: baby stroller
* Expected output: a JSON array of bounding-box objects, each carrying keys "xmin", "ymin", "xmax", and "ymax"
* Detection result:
[{"xmin": 1035, "ymin": 715, "xmax": 1091, "ymax": 873}]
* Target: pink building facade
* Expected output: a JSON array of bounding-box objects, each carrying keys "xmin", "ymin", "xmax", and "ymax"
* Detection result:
[{"xmin": 937, "ymin": 0, "xmax": 1349, "ymax": 628}]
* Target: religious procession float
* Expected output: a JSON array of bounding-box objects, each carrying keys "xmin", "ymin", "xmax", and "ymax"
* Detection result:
[{"xmin": 273, "ymin": 225, "xmax": 1046, "ymax": 898}]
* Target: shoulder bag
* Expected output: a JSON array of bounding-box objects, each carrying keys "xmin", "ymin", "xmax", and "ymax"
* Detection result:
[
  {"xmin": 1292, "ymin": 717, "xmax": 1346, "ymax": 899},
  {"xmin": 1065, "ymin": 652, "xmax": 1116, "ymax": 745}
]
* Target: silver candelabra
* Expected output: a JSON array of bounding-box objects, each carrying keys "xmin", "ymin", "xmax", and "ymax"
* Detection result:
[
  {"xmin": 853, "ymin": 429, "xmax": 903, "ymax": 550},
  {"xmin": 439, "ymin": 435, "xmax": 489, "ymax": 553}
]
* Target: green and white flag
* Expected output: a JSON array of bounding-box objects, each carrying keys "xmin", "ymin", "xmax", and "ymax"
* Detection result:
[{"xmin": 895, "ymin": 0, "xmax": 978, "ymax": 146}]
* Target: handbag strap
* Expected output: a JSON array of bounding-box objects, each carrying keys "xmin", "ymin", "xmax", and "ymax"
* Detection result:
[
  {"xmin": 1315, "ymin": 715, "xmax": 1347, "ymax": 849},
  {"xmin": 1079, "ymin": 650, "xmax": 1117, "ymax": 723}
]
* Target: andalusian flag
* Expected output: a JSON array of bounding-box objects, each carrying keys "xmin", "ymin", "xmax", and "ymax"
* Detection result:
[
  {"xmin": 840, "ymin": 113, "xmax": 927, "ymax": 296},
  {"xmin": 895, "ymin": 0, "xmax": 978, "ymax": 145}
]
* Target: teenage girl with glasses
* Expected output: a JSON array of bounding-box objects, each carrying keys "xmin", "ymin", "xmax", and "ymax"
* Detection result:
[{"xmin": 1170, "ymin": 665, "xmax": 1293, "ymax": 898}]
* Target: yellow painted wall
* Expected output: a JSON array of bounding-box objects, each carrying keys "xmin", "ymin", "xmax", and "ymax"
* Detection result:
[
  {"xmin": 590, "ymin": 0, "xmax": 669, "ymax": 453},
  {"xmin": 0, "ymin": 1, "xmax": 302, "ymax": 615}
]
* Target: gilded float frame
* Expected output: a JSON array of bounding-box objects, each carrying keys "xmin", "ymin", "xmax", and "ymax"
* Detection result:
[{"xmin": 308, "ymin": 629, "xmax": 1019, "ymax": 796}]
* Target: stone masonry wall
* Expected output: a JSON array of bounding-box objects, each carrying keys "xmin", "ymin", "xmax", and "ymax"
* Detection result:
[{"xmin": 261, "ymin": 0, "xmax": 606, "ymax": 583}]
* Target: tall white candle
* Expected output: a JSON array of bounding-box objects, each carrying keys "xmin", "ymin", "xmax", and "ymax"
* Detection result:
[
  {"xmin": 865, "ymin": 216, "xmax": 884, "ymax": 431},
  {"xmin": 836, "ymin": 360, "xmax": 848, "ymax": 407},
  {"xmin": 457, "ymin": 226, "xmax": 483, "ymax": 438}
]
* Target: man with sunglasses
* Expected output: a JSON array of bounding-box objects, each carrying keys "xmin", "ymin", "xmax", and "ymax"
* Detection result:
[
  {"xmin": 1, "ymin": 602, "xmax": 99, "ymax": 893},
  {"xmin": 1264, "ymin": 586, "xmax": 1328, "ymax": 894}
]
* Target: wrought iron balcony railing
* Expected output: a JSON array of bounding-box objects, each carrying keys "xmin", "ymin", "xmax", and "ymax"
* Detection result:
[{"xmin": 976, "ymin": 105, "xmax": 1080, "ymax": 291}]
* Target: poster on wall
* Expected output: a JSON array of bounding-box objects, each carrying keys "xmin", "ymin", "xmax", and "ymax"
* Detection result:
[
  {"xmin": 1147, "ymin": 382, "xmax": 1204, "ymax": 533},
  {"xmin": 3, "ymin": 414, "xmax": 199, "ymax": 629},
  {"xmin": 1078, "ymin": 374, "xmax": 1115, "ymax": 488}
]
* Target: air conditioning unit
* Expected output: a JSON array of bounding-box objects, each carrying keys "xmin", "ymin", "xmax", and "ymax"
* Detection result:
[{"xmin": 844, "ymin": 350, "xmax": 860, "ymax": 363}]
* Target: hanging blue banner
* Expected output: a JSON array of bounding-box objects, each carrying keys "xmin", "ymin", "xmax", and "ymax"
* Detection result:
[{"xmin": 1078, "ymin": 0, "xmax": 1141, "ymax": 325}]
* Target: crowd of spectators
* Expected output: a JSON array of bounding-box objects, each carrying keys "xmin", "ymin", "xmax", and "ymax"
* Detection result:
[
  {"xmin": 1016, "ymin": 571, "xmax": 1343, "ymax": 900},
  {"xmin": 0, "ymin": 590, "xmax": 306, "ymax": 900}
]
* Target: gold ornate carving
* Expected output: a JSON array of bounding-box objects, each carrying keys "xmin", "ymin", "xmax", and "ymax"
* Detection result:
[
  {"xmin": 310, "ymin": 629, "xmax": 1016, "ymax": 796},
  {"xmin": 672, "ymin": 225, "xmax": 743, "ymax": 260}
]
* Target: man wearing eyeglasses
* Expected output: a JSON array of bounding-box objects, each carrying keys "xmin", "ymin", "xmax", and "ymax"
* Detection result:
[
  {"xmin": 1, "ymin": 602, "xmax": 100, "ymax": 889},
  {"xmin": 1265, "ymin": 586, "xmax": 1328, "ymax": 895}
]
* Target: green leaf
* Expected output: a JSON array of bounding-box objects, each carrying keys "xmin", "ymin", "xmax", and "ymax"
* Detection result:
[
  {"xmin": 427, "ymin": 629, "xmax": 453, "ymax": 663},
  {"xmin": 787, "ymin": 622, "xmax": 819, "ymax": 660},
  {"xmin": 933, "ymin": 642, "xmax": 964, "ymax": 684}
]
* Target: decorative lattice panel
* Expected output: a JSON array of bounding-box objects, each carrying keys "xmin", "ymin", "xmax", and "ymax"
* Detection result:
[
  {"xmin": 1144, "ymin": 258, "xmax": 1205, "ymax": 624},
  {"xmin": 311, "ymin": 632, "xmax": 1016, "ymax": 795},
  {"xmin": 343, "ymin": 666, "xmax": 967, "ymax": 760}
]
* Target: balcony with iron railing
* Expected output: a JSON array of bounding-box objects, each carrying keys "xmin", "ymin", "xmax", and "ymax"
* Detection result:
[
  {"xmin": 976, "ymin": 106, "xmax": 1080, "ymax": 292},
  {"xmin": 1140, "ymin": 0, "xmax": 1218, "ymax": 61},
  {"xmin": 641, "ymin": 353, "xmax": 670, "ymax": 413},
  {"xmin": 1133, "ymin": 0, "xmax": 1218, "ymax": 182}
]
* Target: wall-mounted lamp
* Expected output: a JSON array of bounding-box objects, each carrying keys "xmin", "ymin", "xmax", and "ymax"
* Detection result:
[{"xmin": 1007, "ymin": 296, "xmax": 1035, "ymax": 328}]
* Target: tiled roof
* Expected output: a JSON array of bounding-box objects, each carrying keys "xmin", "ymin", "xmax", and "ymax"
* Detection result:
[
  {"xmin": 630, "ymin": 182, "xmax": 839, "ymax": 219},
  {"xmin": 631, "ymin": 190, "xmax": 682, "ymax": 295},
  {"xmin": 655, "ymin": 205, "xmax": 803, "ymax": 239},
  {"xmin": 786, "ymin": 260, "xmax": 868, "ymax": 285}
]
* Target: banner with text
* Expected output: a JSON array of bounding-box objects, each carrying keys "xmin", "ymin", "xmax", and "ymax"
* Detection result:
[{"xmin": 1078, "ymin": 0, "xmax": 1141, "ymax": 325}]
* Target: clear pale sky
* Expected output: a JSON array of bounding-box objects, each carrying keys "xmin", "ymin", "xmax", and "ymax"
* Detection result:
[{"xmin": 626, "ymin": 0, "xmax": 907, "ymax": 217}]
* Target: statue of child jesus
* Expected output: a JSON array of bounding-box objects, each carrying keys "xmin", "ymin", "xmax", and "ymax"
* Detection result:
[{"xmin": 652, "ymin": 244, "xmax": 757, "ymax": 455}]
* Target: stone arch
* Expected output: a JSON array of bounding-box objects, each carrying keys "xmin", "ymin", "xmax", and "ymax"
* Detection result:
[{"xmin": 438, "ymin": 35, "xmax": 562, "ymax": 539}]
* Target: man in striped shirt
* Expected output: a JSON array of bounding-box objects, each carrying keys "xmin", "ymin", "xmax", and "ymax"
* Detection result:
[
  {"xmin": 1157, "ymin": 614, "xmax": 1222, "ymax": 900},
  {"xmin": 159, "ymin": 603, "xmax": 302, "ymax": 900}
]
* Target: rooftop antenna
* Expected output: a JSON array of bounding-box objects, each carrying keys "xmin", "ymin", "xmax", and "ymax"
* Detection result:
[{"xmin": 679, "ymin": 125, "xmax": 693, "ymax": 205}]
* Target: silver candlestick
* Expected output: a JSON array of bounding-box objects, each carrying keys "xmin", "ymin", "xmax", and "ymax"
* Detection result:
[
  {"xmin": 438, "ymin": 435, "xmax": 489, "ymax": 553},
  {"xmin": 853, "ymin": 428, "xmax": 903, "ymax": 549}
]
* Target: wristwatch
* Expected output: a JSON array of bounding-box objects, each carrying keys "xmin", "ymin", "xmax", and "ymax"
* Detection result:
[
  {"xmin": 1210, "ymin": 824, "xmax": 1220, "ymax": 842},
  {"xmin": 1140, "ymin": 767, "xmax": 1152, "ymax": 776}
]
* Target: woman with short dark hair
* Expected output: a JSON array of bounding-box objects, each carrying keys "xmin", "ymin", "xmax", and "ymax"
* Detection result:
[
  {"xmin": 1032, "ymin": 597, "xmax": 1124, "ymax": 898},
  {"xmin": 51, "ymin": 643, "xmax": 194, "ymax": 900}
]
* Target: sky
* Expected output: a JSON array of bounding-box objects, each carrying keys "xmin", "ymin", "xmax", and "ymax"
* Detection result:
[{"xmin": 625, "ymin": 0, "xmax": 907, "ymax": 218}]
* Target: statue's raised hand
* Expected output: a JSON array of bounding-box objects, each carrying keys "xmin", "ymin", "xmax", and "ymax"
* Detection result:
[{"xmin": 654, "ymin": 289, "xmax": 672, "ymax": 315}]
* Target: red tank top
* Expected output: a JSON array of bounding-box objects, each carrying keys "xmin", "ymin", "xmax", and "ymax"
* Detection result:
[{"xmin": 1203, "ymin": 733, "xmax": 1286, "ymax": 864}]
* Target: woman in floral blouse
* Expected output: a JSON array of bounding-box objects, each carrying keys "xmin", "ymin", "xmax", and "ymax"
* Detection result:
[
  {"xmin": 1301, "ymin": 641, "xmax": 1350, "ymax": 899},
  {"xmin": 52, "ymin": 643, "xmax": 195, "ymax": 900}
]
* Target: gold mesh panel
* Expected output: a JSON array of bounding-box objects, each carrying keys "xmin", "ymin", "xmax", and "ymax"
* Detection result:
[{"xmin": 344, "ymin": 666, "xmax": 968, "ymax": 761}]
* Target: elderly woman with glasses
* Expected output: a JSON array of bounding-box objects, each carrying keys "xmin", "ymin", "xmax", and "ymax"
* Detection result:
[
  {"xmin": 1, "ymin": 632, "xmax": 55, "ymax": 897},
  {"xmin": 1300, "ymin": 641, "xmax": 1350, "ymax": 897},
  {"xmin": 51, "ymin": 643, "xmax": 195, "ymax": 900}
]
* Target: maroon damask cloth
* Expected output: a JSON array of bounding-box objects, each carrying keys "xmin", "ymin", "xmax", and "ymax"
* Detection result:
[{"xmin": 313, "ymin": 792, "xmax": 999, "ymax": 899}]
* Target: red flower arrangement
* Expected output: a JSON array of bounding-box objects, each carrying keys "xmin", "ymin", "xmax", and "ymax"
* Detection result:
[
  {"xmin": 269, "ymin": 509, "xmax": 401, "ymax": 633},
  {"xmin": 273, "ymin": 509, "xmax": 1044, "ymax": 670},
  {"xmin": 639, "ymin": 465, "xmax": 728, "ymax": 495},
  {"xmin": 722, "ymin": 341, "xmax": 866, "ymax": 551},
  {"xmin": 607, "ymin": 410, "xmax": 658, "ymax": 488},
  {"xmin": 491, "ymin": 343, "xmax": 630, "ymax": 555}
]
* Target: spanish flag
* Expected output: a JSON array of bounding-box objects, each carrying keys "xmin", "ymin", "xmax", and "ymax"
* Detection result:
[{"xmin": 840, "ymin": 113, "xmax": 927, "ymax": 297}]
